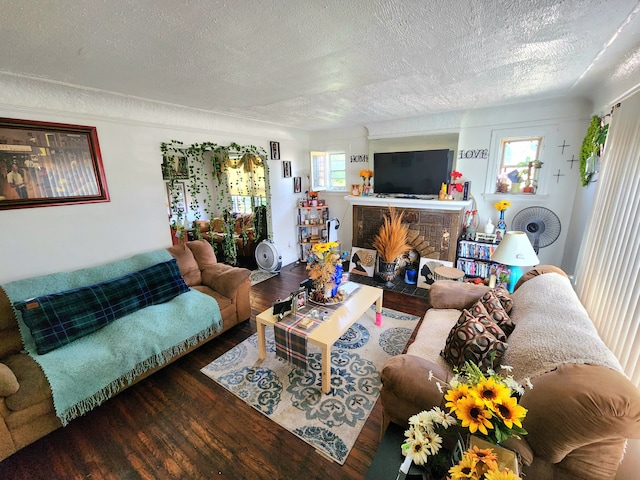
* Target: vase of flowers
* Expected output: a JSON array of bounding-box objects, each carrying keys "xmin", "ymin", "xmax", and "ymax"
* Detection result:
[
  {"xmin": 359, "ymin": 169, "xmax": 374, "ymax": 195},
  {"xmin": 399, "ymin": 361, "xmax": 530, "ymax": 479},
  {"xmin": 306, "ymin": 241, "xmax": 342, "ymax": 302},
  {"xmin": 494, "ymin": 200, "xmax": 510, "ymax": 242},
  {"xmin": 450, "ymin": 170, "xmax": 464, "ymax": 199},
  {"xmin": 441, "ymin": 361, "xmax": 530, "ymax": 445},
  {"xmin": 372, "ymin": 206, "xmax": 411, "ymax": 287}
]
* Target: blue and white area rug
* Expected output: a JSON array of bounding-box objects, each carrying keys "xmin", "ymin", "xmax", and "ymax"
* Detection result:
[{"xmin": 201, "ymin": 306, "xmax": 419, "ymax": 464}]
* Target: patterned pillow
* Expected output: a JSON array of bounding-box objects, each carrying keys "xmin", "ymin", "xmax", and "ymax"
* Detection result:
[
  {"xmin": 478, "ymin": 291, "xmax": 516, "ymax": 336},
  {"xmin": 459, "ymin": 331, "xmax": 507, "ymax": 371},
  {"xmin": 491, "ymin": 286, "xmax": 513, "ymax": 313},
  {"xmin": 463, "ymin": 304, "xmax": 507, "ymax": 342},
  {"xmin": 15, "ymin": 259, "xmax": 189, "ymax": 355},
  {"xmin": 441, "ymin": 311, "xmax": 507, "ymax": 370}
]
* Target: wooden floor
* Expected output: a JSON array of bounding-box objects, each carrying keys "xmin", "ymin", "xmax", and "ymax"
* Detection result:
[{"xmin": 1, "ymin": 264, "xmax": 430, "ymax": 480}]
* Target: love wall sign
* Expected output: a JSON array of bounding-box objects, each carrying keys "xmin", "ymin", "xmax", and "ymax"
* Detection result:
[{"xmin": 458, "ymin": 149, "xmax": 488, "ymax": 159}]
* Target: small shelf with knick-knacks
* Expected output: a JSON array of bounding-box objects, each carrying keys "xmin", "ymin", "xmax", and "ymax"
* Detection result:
[{"xmin": 297, "ymin": 204, "xmax": 329, "ymax": 261}]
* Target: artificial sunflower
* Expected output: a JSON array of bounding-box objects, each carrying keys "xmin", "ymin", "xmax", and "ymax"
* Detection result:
[
  {"xmin": 476, "ymin": 377, "xmax": 512, "ymax": 407},
  {"xmin": 448, "ymin": 452, "xmax": 478, "ymax": 479},
  {"xmin": 484, "ymin": 469, "xmax": 522, "ymax": 480},
  {"xmin": 492, "ymin": 396, "xmax": 528, "ymax": 430},
  {"xmin": 456, "ymin": 395, "xmax": 494, "ymax": 435},
  {"xmin": 494, "ymin": 200, "xmax": 511, "ymax": 212},
  {"xmin": 467, "ymin": 446, "xmax": 498, "ymax": 474},
  {"xmin": 444, "ymin": 383, "xmax": 472, "ymax": 414}
]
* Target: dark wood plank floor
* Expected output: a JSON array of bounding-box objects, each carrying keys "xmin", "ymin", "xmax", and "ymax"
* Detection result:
[{"xmin": 0, "ymin": 263, "xmax": 430, "ymax": 480}]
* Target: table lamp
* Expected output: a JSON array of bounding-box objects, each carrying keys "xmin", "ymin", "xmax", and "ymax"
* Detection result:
[{"xmin": 490, "ymin": 231, "xmax": 540, "ymax": 293}]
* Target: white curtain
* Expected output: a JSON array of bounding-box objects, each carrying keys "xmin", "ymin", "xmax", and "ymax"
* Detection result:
[{"xmin": 574, "ymin": 92, "xmax": 640, "ymax": 386}]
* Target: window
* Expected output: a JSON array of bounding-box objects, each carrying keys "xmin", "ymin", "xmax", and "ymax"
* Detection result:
[
  {"xmin": 310, "ymin": 150, "xmax": 346, "ymax": 191},
  {"xmin": 226, "ymin": 159, "xmax": 266, "ymax": 214},
  {"xmin": 496, "ymin": 137, "xmax": 543, "ymax": 194}
]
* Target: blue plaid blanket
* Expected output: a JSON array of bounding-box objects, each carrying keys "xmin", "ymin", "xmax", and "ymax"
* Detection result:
[
  {"xmin": 14, "ymin": 259, "xmax": 189, "ymax": 354},
  {"xmin": 4, "ymin": 249, "xmax": 222, "ymax": 425}
]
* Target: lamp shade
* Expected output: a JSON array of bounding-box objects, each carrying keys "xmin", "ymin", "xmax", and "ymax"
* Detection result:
[{"xmin": 491, "ymin": 231, "xmax": 540, "ymax": 266}]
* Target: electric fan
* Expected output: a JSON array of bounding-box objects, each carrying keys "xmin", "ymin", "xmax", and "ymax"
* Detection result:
[
  {"xmin": 511, "ymin": 206, "xmax": 561, "ymax": 253},
  {"xmin": 254, "ymin": 239, "xmax": 282, "ymax": 273}
]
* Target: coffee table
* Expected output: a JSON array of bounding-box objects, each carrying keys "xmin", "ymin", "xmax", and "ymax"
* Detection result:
[{"xmin": 256, "ymin": 284, "xmax": 384, "ymax": 394}]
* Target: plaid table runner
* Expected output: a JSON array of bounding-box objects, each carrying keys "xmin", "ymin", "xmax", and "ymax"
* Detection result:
[{"xmin": 274, "ymin": 307, "xmax": 334, "ymax": 369}]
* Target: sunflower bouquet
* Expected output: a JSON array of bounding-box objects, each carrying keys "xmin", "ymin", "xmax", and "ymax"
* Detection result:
[
  {"xmin": 494, "ymin": 200, "xmax": 511, "ymax": 212},
  {"xmin": 306, "ymin": 241, "xmax": 342, "ymax": 301},
  {"xmin": 448, "ymin": 446, "xmax": 521, "ymax": 480},
  {"xmin": 439, "ymin": 361, "xmax": 530, "ymax": 445}
]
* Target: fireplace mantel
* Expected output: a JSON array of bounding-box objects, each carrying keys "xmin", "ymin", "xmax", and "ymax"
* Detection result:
[
  {"xmin": 347, "ymin": 196, "xmax": 472, "ymax": 263},
  {"xmin": 345, "ymin": 195, "xmax": 471, "ymax": 211}
]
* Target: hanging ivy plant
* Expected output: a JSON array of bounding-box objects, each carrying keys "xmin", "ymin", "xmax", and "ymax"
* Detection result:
[
  {"xmin": 579, "ymin": 115, "xmax": 609, "ymax": 187},
  {"xmin": 160, "ymin": 140, "xmax": 271, "ymax": 265}
]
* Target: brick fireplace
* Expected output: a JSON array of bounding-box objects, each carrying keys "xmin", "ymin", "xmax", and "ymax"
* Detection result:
[{"xmin": 348, "ymin": 197, "xmax": 469, "ymax": 263}]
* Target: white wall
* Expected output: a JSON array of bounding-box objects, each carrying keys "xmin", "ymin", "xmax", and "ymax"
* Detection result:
[
  {"xmin": 309, "ymin": 126, "xmax": 369, "ymax": 255},
  {"xmin": 312, "ymin": 98, "xmax": 594, "ymax": 268},
  {"xmin": 0, "ymin": 75, "xmax": 308, "ymax": 283}
]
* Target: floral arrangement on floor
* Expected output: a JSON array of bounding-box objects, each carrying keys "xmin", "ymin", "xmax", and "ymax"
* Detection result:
[
  {"xmin": 372, "ymin": 206, "xmax": 411, "ymax": 263},
  {"xmin": 440, "ymin": 361, "xmax": 530, "ymax": 445},
  {"xmin": 448, "ymin": 446, "xmax": 521, "ymax": 480},
  {"xmin": 306, "ymin": 241, "xmax": 343, "ymax": 302}
]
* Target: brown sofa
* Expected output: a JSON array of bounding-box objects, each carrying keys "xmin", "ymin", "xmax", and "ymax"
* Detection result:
[
  {"xmin": 380, "ymin": 266, "xmax": 640, "ymax": 479},
  {"xmin": 0, "ymin": 239, "xmax": 250, "ymax": 462}
]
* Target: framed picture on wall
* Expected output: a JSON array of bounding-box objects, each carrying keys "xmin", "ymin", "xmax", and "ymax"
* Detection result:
[
  {"xmin": 0, "ymin": 117, "xmax": 110, "ymax": 210},
  {"xmin": 270, "ymin": 141, "xmax": 280, "ymax": 160},
  {"xmin": 293, "ymin": 176, "xmax": 301, "ymax": 193},
  {"xmin": 166, "ymin": 181, "xmax": 188, "ymax": 218},
  {"xmin": 161, "ymin": 154, "xmax": 189, "ymax": 180},
  {"xmin": 282, "ymin": 161, "xmax": 292, "ymax": 178}
]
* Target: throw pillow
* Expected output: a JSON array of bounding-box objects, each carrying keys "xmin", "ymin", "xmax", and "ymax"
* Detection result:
[
  {"xmin": 441, "ymin": 312, "xmax": 506, "ymax": 370},
  {"xmin": 14, "ymin": 259, "xmax": 189, "ymax": 355},
  {"xmin": 459, "ymin": 331, "xmax": 507, "ymax": 371},
  {"xmin": 462, "ymin": 304, "xmax": 507, "ymax": 342},
  {"xmin": 478, "ymin": 291, "xmax": 516, "ymax": 336},
  {"xmin": 491, "ymin": 286, "xmax": 513, "ymax": 313}
]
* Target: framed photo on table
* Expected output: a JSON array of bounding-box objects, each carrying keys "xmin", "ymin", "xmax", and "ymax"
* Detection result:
[
  {"xmin": 351, "ymin": 184, "xmax": 361, "ymax": 196},
  {"xmin": 0, "ymin": 117, "xmax": 110, "ymax": 210},
  {"xmin": 291, "ymin": 288, "xmax": 307, "ymax": 316}
]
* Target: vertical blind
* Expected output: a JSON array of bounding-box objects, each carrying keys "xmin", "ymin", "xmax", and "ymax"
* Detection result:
[{"xmin": 574, "ymin": 92, "xmax": 640, "ymax": 386}]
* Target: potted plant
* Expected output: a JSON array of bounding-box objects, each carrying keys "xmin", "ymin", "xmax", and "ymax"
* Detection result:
[{"xmin": 372, "ymin": 206, "xmax": 411, "ymax": 286}]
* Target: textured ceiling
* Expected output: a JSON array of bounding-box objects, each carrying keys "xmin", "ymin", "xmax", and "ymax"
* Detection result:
[{"xmin": 1, "ymin": 0, "xmax": 639, "ymax": 130}]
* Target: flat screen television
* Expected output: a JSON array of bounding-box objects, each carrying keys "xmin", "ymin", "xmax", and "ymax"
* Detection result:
[{"xmin": 373, "ymin": 149, "xmax": 454, "ymax": 196}]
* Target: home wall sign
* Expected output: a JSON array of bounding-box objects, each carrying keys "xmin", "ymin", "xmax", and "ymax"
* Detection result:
[
  {"xmin": 350, "ymin": 154, "xmax": 368, "ymax": 163},
  {"xmin": 458, "ymin": 149, "xmax": 488, "ymax": 159},
  {"xmin": 0, "ymin": 117, "xmax": 110, "ymax": 210}
]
